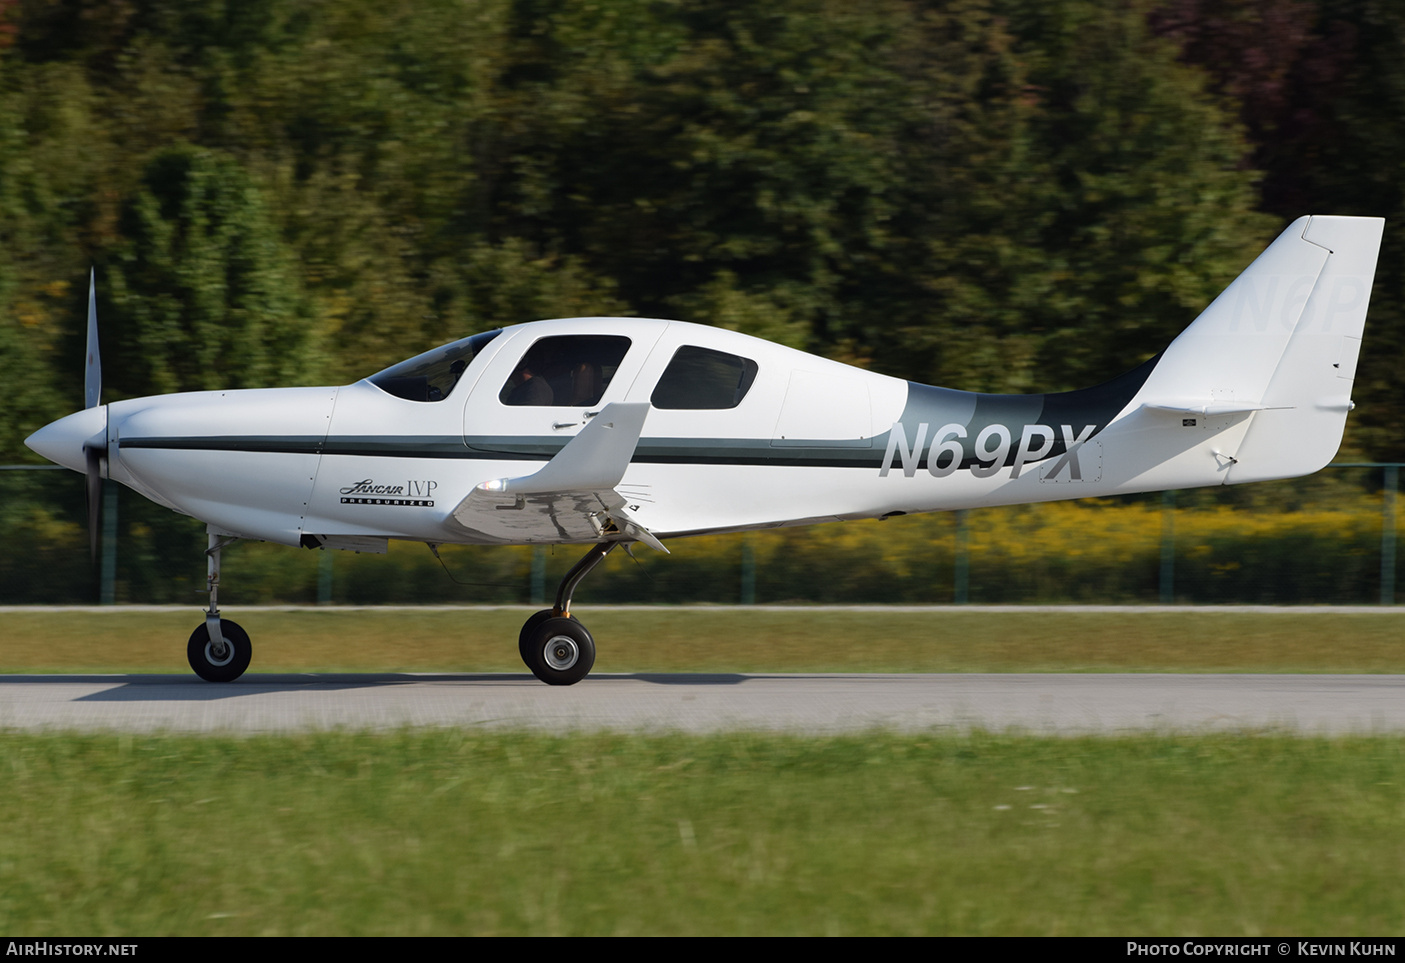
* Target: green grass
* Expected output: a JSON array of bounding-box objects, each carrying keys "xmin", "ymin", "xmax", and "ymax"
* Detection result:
[
  {"xmin": 6, "ymin": 608, "xmax": 1403, "ymax": 935},
  {"xmin": 3, "ymin": 607, "xmax": 1405, "ymax": 674},
  {"xmin": 0, "ymin": 730, "xmax": 1402, "ymax": 935}
]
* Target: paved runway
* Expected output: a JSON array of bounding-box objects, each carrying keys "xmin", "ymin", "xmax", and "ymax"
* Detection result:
[{"xmin": 1, "ymin": 672, "xmax": 1403, "ymax": 734}]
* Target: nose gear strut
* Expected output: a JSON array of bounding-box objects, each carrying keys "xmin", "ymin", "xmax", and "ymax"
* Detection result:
[{"xmin": 187, "ymin": 529, "xmax": 251, "ymax": 682}]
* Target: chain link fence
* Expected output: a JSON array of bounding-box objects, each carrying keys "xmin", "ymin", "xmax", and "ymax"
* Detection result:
[{"xmin": 1, "ymin": 464, "xmax": 1400, "ymax": 606}]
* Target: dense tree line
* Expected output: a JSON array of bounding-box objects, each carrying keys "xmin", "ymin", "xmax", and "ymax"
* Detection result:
[{"xmin": 0, "ymin": 0, "xmax": 1400, "ymax": 467}]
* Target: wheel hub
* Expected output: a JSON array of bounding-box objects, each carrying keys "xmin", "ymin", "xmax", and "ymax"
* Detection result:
[
  {"xmin": 205, "ymin": 637, "xmax": 234, "ymax": 666},
  {"xmin": 544, "ymin": 635, "xmax": 579, "ymax": 671}
]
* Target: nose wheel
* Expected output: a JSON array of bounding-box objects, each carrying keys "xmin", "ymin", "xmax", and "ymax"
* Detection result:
[
  {"xmin": 187, "ymin": 618, "xmax": 251, "ymax": 682},
  {"xmin": 518, "ymin": 541, "xmax": 615, "ymax": 685}
]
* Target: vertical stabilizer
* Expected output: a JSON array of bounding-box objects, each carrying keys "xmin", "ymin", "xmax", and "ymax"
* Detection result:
[{"xmin": 1131, "ymin": 215, "xmax": 1383, "ymax": 483}]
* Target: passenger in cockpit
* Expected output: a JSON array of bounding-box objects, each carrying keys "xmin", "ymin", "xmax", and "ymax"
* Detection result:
[{"xmin": 569, "ymin": 361, "xmax": 603, "ymax": 406}]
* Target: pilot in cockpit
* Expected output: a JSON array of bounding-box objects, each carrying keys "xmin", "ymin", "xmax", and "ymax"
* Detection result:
[{"xmin": 506, "ymin": 362, "xmax": 553, "ymax": 406}]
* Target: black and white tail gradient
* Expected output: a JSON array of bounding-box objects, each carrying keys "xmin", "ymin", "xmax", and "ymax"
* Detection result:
[{"xmin": 878, "ymin": 216, "xmax": 1383, "ymax": 495}]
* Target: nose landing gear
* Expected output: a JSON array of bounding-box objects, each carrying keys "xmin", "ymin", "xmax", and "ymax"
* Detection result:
[
  {"xmin": 187, "ymin": 531, "xmax": 251, "ymax": 682},
  {"xmin": 519, "ymin": 541, "xmax": 616, "ymax": 685}
]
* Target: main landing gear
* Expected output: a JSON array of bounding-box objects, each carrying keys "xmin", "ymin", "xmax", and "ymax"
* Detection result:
[
  {"xmin": 519, "ymin": 541, "xmax": 617, "ymax": 686},
  {"xmin": 181, "ymin": 535, "xmax": 616, "ymax": 685},
  {"xmin": 187, "ymin": 532, "xmax": 251, "ymax": 682}
]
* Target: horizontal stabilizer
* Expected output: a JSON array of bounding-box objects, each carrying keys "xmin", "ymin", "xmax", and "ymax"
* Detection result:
[{"xmin": 1142, "ymin": 401, "xmax": 1293, "ymax": 416}]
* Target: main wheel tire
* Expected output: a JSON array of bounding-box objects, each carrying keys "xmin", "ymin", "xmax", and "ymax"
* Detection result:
[
  {"xmin": 518, "ymin": 609, "xmax": 556, "ymax": 673},
  {"xmin": 523, "ymin": 617, "xmax": 595, "ymax": 686},
  {"xmin": 187, "ymin": 618, "xmax": 252, "ymax": 682}
]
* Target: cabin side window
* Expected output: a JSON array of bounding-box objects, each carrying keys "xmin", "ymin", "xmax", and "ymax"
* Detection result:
[
  {"xmin": 651, "ymin": 345, "xmax": 759, "ymax": 410},
  {"xmin": 499, "ymin": 335, "xmax": 632, "ymax": 407}
]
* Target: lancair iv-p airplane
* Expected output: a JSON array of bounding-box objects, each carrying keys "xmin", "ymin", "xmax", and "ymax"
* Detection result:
[{"xmin": 25, "ymin": 215, "xmax": 1384, "ymax": 684}]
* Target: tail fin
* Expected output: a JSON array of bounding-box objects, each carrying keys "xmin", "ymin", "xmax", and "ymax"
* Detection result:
[{"xmin": 1132, "ymin": 215, "xmax": 1384, "ymax": 482}]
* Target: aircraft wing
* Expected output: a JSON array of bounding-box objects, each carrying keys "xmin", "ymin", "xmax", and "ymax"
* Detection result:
[{"xmin": 449, "ymin": 402, "xmax": 668, "ymax": 552}]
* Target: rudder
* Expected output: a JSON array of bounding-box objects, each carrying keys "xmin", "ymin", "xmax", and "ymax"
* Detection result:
[{"xmin": 1229, "ymin": 215, "xmax": 1383, "ymax": 481}]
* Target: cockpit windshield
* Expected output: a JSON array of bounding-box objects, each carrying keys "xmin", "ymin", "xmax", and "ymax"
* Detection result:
[{"xmin": 367, "ymin": 329, "xmax": 502, "ymax": 402}]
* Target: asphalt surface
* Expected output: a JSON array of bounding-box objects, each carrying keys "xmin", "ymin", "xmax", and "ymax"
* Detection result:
[{"xmin": 1, "ymin": 672, "xmax": 1403, "ymax": 734}]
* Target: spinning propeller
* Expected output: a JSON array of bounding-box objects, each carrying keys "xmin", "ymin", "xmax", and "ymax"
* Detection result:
[{"xmin": 81, "ymin": 269, "xmax": 108, "ymax": 562}]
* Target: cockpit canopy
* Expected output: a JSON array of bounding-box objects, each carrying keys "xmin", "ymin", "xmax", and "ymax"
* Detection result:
[
  {"xmin": 368, "ymin": 329, "xmax": 502, "ymax": 402},
  {"xmin": 367, "ymin": 320, "xmax": 764, "ymax": 412}
]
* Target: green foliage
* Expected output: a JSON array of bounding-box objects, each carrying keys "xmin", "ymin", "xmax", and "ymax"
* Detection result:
[
  {"xmin": 1151, "ymin": 0, "xmax": 1405, "ymax": 458},
  {"xmin": 105, "ymin": 145, "xmax": 313, "ymax": 395},
  {"xmin": 0, "ymin": 0, "xmax": 1290, "ymax": 452},
  {"xmin": 0, "ymin": 0, "xmax": 1398, "ymax": 466},
  {"xmin": 0, "ymin": 62, "xmax": 96, "ymax": 457},
  {"xmin": 877, "ymin": 1, "xmax": 1275, "ymax": 391}
]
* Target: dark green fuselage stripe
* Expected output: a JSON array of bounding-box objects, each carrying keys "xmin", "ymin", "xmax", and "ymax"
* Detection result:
[{"xmin": 119, "ymin": 434, "xmax": 886, "ymax": 468}]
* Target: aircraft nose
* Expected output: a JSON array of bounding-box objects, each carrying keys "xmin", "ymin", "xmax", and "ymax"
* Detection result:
[{"xmin": 25, "ymin": 406, "xmax": 107, "ymax": 473}]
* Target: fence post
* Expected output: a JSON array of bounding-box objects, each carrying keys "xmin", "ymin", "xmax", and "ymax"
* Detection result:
[
  {"xmin": 530, "ymin": 545, "xmax": 546, "ymax": 605},
  {"xmin": 954, "ymin": 509, "xmax": 969, "ymax": 604},
  {"xmin": 1383, "ymin": 466, "xmax": 1398, "ymax": 606},
  {"xmin": 99, "ymin": 481, "xmax": 118, "ymax": 604},
  {"xmin": 317, "ymin": 549, "xmax": 333, "ymax": 604},
  {"xmin": 740, "ymin": 537, "xmax": 756, "ymax": 605},
  {"xmin": 1160, "ymin": 489, "xmax": 1176, "ymax": 604}
]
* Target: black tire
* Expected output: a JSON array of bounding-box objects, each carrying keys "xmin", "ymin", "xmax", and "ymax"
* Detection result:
[
  {"xmin": 523, "ymin": 617, "xmax": 595, "ymax": 686},
  {"xmin": 187, "ymin": 618, "xmax": 252, "ymax": 682},
  {"xmin": 518, "ymin": 609, "xmax": 556, "ymax": 673}
]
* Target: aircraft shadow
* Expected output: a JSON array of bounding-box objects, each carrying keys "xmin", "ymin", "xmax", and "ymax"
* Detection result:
[{"xmin": 0, "ymin": 671, "xmax": 754, "ymax": 702}]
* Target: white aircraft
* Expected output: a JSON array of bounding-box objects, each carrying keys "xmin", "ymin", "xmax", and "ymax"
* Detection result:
[{"xmin": 25, "ymin": 214, "xmax": 1384, "ymax": 685}]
